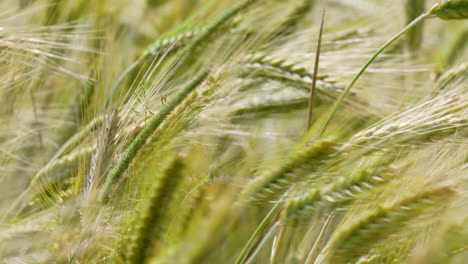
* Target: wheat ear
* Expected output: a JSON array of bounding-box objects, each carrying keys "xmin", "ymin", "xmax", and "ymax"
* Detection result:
[
  {"xmin": 106, "ymin": 0, "xmax": 257, "ymax": 109},
  {"xmin": 84, "ymin": 110, "xmax": 119, "ymax": 201},
  {"xmin": 435, "ymin": 62, "xmax": 468, "ymax": 91},
  {"xmin": 267, "ymin": 0, "xmax": 315, "ymax": 41},
  {"xmin": 104, "ymin": 23, "xmax": 208, "ymax": 110},
  {"xmin": 242, "ymin": 53, "xmax": 344, "ymax": 97},
  {"xmin": 231, "ymin": 94, "xmax": 309, "ymax": 118},
  {"xmin": 126, "ymin": 156, "xmax": 186, "ymax": 264},
  {"xmin": 100, "ymin": 71, "xmax": 208, "ymax": 201},
  {"xmin": 284, "ymin": 167, "xmax": 396, "ymax": 223},
  {"xmin": 240, "ymin": 138, "xmax": 338, "ymax": 204},
  {"xmin": 141, "ymin": 23, "xmax": 208, "ymax": 58},
  {"xmin": 173, "ymin": 0, "xmax": 259, "ymax": 64},
  {"xmin": 429, "ymin": 0, "xmax": 468, "ymax": 20},
  {"xmin": 329, "ymin": 185, "xmax": 455, "ymax": 263}
]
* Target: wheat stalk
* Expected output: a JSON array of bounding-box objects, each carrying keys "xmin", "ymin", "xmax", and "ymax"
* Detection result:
[
  {"xmin": 319, "ymin": 0, "xmax": 468, "ymax": 137},
  {"xmin": 447, "ymin": 29, "xmax": 468, "ymax": 66}
]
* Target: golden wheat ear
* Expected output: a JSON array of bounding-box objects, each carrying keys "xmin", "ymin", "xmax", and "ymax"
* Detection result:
[{"xmin": 429, "ymin": 0, "xmax": 468, "ymax": 20}]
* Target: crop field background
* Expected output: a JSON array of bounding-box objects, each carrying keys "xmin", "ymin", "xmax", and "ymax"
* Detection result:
[{"xmin": 0, "ymin": 0, "xmax": 467, "ymax": 263}]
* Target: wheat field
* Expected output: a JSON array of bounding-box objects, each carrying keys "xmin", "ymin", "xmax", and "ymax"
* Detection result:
[{"xmin": 0, "ymin": 0, "xmax": 467, "ymax": 263}]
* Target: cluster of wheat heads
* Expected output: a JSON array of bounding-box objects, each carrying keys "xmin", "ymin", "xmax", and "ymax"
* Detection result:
[{"xmin": 0, "ymin": 0, "xmax": 466, "ymax": 263}]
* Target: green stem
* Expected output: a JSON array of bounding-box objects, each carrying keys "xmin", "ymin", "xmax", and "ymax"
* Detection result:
[
  {"xmin": 234, "ymin": 202, "xmax": 282, "ymax": 264},
  {"xmin": 317, "ymin": 12, "xmax": 429, "ymax": 137},
  {"xmin": 244, "ymin": 222, "xmax": 279, "ymax": 264},
  {"xmin": 270, "ymin": 223, "xmax": 286, "ymax": 264}
]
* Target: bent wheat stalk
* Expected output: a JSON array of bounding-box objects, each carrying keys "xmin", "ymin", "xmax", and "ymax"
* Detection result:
[{"xmin": 319, "ymin": 0, "xmax": 468, "ymax": 137}]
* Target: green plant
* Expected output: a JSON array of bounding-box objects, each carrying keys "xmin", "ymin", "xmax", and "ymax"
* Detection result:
[{"xmin": 0, "ymin": 1, "xmax": 466, "ymax": 264}]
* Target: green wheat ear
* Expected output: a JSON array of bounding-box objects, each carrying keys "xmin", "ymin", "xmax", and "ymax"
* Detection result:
[
  {"xmin": 429, "ymin": 0, "xmax": 468, "ymax": 20},
  {"xmin": 283, "ymin": 167, "xmax": 396, "ymax": 223},
  {"xmin": 240, "ymin": 138, "xmax": 338, "ymax": 204},
  {"xmin": 126, "ymin": 155, "xmax": 186, "ymax": 264},
  {"xmin": 329, "ymin": 185, "xmax": 456, "ymax": 263},
  {"xmin": 99, "ymin": 72, "xmax": 209, "ymax": 202}
]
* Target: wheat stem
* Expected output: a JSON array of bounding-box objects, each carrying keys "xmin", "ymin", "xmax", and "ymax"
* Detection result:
[
  {"xmin": 318, "ymin": 12, "xmax": 429, "ymax": 137},
  {"xmin": 235, "ymin": 202, "xmax": 282, "ymax": 264}
]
